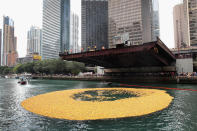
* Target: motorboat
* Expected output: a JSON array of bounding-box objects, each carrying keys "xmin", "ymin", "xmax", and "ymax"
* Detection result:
[
  {"xmin": 18, "ymin": 77, "xmax": 28, "ymax": 85},
  {"xmin": 20, "ymin": 81, "xmax": 27, "ymax": 85}
]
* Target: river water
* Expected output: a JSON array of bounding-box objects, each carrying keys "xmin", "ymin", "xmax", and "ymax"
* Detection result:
[{"xmin": 0, "ymin": 78, "xmax": 197, "ymax": 131}]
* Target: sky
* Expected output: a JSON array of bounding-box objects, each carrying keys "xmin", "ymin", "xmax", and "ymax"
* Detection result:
[
  {"xmin": 159, "ymin": 0, "xmax": 182, "ymax": 48},
  {"xmin": 0, "ymin": 0, "xmax": 182, "ymax": 57}
]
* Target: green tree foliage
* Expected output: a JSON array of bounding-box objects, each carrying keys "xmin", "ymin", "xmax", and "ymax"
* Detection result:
[
  {"xmin": 0, "ymin": 66, "xmax": 13, "ymax": 75},
  {"xmin": 11, "ymin": 59, "xmax": 86, "ymax": 75},
  {"xmin": 13, "ymin": 64, "xmax": 21, "ymax": 74},
  {"xmin": 66, "ymin": 61, "xmax": 86, "ymax": 75}
]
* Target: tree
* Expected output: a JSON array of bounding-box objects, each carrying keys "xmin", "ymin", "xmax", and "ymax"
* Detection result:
[
  {"xmin": 66, "ymin": 61, "xmax": 86, "ymax": 75},
  {"xmin": 3, "ymin": 58, "xmax": 86, "ymax": 76},
  {"xmin": 3, "ymin": 68, "xmax": 11, "ymax": 75},
  {"xmin": 33, "ymin": 61, "xmax": 43, "ymax": 74},
  {"xmin": 0, "ymin": 66, "xmax": 13, "ymax": 75},
  {"xmin": 13, "ymin": 64, "xmax": 24, "ymax": 74}
]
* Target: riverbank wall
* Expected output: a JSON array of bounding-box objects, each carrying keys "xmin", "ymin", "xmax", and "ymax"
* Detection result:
[{"xmin": 32, "ymin": 75, "xmax": 197, "ymax": 84}]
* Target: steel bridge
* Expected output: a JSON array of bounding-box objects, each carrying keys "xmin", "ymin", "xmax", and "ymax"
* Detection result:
[{"xmin": 60, "ymin": 38, "xmax": 176, "ymax": 71}]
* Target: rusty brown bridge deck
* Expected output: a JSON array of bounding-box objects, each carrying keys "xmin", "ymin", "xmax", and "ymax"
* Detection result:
[{"xmin": 60, "ymin": 38, "xmax": 176, "ymax": 68}]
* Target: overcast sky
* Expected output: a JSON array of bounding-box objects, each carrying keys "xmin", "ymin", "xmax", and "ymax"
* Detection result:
[{"xmin": 0, "ymin": 0, "xmax": 182, "ymax": 57}]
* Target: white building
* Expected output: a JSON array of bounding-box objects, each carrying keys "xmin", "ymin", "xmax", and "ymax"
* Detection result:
[
  {"xmin": 70, "ymin": 12, "xmax": 79, "ymax": 53},
  {"xmin": 173, "ymin": 4, "xmax": 188, "ymax": 49},
  {"xmin": 42, "ymin": 0, "xmax": 61, "ymax": 59},
  {"xmin": 27, "ymin": 26, "xmax": 42, "ymax": 56}
]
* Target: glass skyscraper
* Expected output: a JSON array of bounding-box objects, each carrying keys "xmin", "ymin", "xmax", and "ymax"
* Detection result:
[
  {"xmin": 42, "ymin": 0, "xmax": 79, "ymax": 59},
  {"xmin": 81, "ymin": 0, "xmax": 108, "ymax": 51},
  {"xmin": 152, "ymin": 0, "xmax": 160, "ymax": 41},
  {"xmin": 61, "ymin": 0, "xmax": 70, "ymax": 53}
]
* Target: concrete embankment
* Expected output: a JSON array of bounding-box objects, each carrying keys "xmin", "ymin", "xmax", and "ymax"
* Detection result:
[{"xmin": 32, "ymin": 75, "xmax": 197, "ymax": 84}]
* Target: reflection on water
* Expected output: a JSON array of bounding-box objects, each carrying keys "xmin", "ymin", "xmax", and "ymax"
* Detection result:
[{"xmin": 0, "ymin": 78, "xmax": 197, "ymax": 130}]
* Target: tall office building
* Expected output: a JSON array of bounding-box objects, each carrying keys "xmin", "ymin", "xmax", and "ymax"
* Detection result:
[
  {"xmin": 108, "ymin": 0, "xmax": 160, "ymax": 48},
  {"xmin": 61, "ymin": 0, "xmax": 71, "ymax": 53},
  {"xmin": 9, "ymin": 36, "xmax": 18, "ymax": 66},
  {"xmin": 27, "ymin": 26, "xmax": 42, "ymax": 56},
  {"xmin": 70, "ymin": 12, "xmax": 79, "ymax": 53},
  {"xmin": 152, "ymin": 0, "xmax": 160, "ymax": 41},
  {"xmin": 42, "ymin": 0, "xmax": 61, "ymax": 59},
  {"xmin": 173, "ymin": 4, "xmax": 189, "ymax": 49},
  {"xmin": 183, "ymin": 0, "xmax": 197, "ymax": 46},
  {"xmin": 0, "ymin": 29, "xmax": 2, "ymax": 66},
  {"xmin": 2, "ymin": 16, "xmax": 18, "ymax": 66},
  {"xmin": 42, "ymin": 0, "xmax": 79, "ymax": 59},
  {"xmin": 81, "ymin": 0, "xmax": 108, "ymax": 51}
]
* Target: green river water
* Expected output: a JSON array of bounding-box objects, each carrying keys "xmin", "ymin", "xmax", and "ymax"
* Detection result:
[{"xmin": 0, "ymin": 78, "xmax": 197, "ymax": 131}]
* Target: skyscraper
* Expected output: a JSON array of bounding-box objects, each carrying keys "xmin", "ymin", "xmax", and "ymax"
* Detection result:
[
  {"xmin": 42, "ymin": 0, "xmax": 61, "ymax": 59},
  {"xmin": 173, "ymin": 4, "xmax": 188, "ymax": 49},
  {"xmin": 27, "ymin": 26, "xmax": 42, "ymax": 56},
  {"xmin": 108, "ymin": 0, "xmax": 160, "ymax": 48},
  {"xmin": 0, "ymin": 29, "xmax": 2, "ymax": 66},
  {"xmin": 10, "ymin": 36, "xmax": 18, "ymax": 66},
  {"xmin": 183, "ymin": 0, "xmax": 197, "ymax": 46},
  {"xmin": 152, "ymin": 0, "xmax": 160, "ymax": 41},
  {"xmin": 61, "ymin": 0, "xmax": 70, "ymax": 53},
  {"xmin": 2, "ymin": 16, "xmax": 18, "ymax": 66},
  {"xmin": 42, "ymin": 0, "xmax": 79, "ymax": 59},
  {"xmin": 70, "ymin": 12, "xmax": 79, "ymax": 53},
  {"xmin": 81, "ymin": 0, "xmax": 108, "ymax": 51}
]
